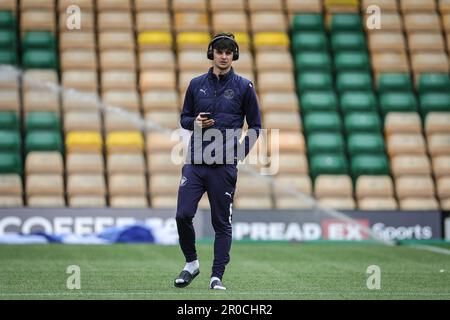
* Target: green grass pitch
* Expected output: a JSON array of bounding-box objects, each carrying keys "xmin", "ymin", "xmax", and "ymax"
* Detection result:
[{"xmin": 0, "ymin": 242, "xmax": 449, "ymax": 300}]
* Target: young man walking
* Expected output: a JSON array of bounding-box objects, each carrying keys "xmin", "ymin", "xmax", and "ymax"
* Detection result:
[{"xmin": 174, "ymin": 33, "xmax": 262, "ymax": 290}]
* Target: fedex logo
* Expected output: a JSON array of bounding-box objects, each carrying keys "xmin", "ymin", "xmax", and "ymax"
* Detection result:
[{"xmin": 322, "ymin": 219, "xmax": 370, "ymax": 240}]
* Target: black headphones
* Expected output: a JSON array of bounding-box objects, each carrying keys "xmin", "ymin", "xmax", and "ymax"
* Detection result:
[{"xmin": 207, "ymin": 35, "xmax": 239, "ymax": 61}]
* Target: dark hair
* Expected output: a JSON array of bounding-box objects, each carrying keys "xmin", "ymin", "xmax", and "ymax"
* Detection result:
[{"xmin": 212, "ymin": 32, "xmax": 236, "ymax": 52}]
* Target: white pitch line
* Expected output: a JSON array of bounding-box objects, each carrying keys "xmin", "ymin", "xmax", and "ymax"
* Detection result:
[{"xmin": 408, "ymin": 244, "xmax": 450, "ymax": 256}]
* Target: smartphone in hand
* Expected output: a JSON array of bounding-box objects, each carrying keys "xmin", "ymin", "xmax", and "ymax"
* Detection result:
[{"xmin": 199, "ymin": 112, "xmax": 212, "ymax": 120}]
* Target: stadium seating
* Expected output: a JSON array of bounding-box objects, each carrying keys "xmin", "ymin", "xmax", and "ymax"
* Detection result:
[{"xmin": 0, "ymin": 0, "xmax": 448, "ymax": 212}]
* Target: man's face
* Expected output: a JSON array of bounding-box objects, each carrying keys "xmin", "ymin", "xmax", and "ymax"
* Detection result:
[{"xmin": 213, "ymin": 48, "xmax": 233, "ymax": 70}]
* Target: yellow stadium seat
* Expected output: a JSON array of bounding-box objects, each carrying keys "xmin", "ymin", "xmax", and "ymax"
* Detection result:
[
  {"xmin": 138, "ymin": 31, "xmax": 173, "ymax": 49},
  {"xmin": 66, "ymin": 131, "xmax": 103, "ymax": 153},
  {"xmin": 232, "ymin": 32, "xmax": 251, "ymax": 51},
  {"xmin": 176, "ymin": 32, "xmax": 210, "ymax": 49},
  {"xmin": 106, "ymin": 131, "xmax": 144, "ymax": 153},
  {"xmin": 253, "ymin": 32, "xmax": 289, "ymax": 49}
]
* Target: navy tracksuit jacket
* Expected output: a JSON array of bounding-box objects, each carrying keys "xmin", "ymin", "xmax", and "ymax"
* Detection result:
[{"xmin": 176, "ymin": 67, "xmax": 262, "ymax": 280}]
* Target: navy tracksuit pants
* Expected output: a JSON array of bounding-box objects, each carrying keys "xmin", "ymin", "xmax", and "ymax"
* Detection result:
[{"xmin": 176, "ymin": 163, "xmax": 238, "ymax": 280}]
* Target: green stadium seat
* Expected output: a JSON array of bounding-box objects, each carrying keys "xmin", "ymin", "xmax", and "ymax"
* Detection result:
[
  {"xmin": 25, "ymin": 112, "xmax": 61, "ymax": 132},
  {"xmin": 419, "ymin": 93, "xmax": 450, "ymax": 115},
  {"xmin": 417, "ymin": 74, "xmax": 450, "ymax": 93},
  {"xmin": 334, "ymin": 51, "xmax": 370, "ymax": 71},
  {"xmin": 331, "ymin": 32, "xmax": 366, "ymax": 52},
  {"xmin": 379, "ymin": 92, "xmax": 418, "ymax": 117},
  {"xmin": 22, "ymin": 49, "xmax": 58, "ymax": 69},
  {"xmin": 297, "ymin": 72, "xmax": 333, "ymax": 92},
  {"xmin": 0, "ymin": 30, "xmax": 16, "ymax": 49},
  {"xmin": 25, "ymin": 131, "xmax": 63, "ymax": 154},
  {"xmin": 295, "ymin": 52, "xmax": 332, "ymax": 71},
  {"xmin": 377, "ymin": 74, "xmax": 412, "ymax": 92},
  {"xmin": 340, "ymin": 92, "xmax": 377, "ymax": 114},
  {"xmin": 0, "ymin": 131, "xmax": 21, "ymax": 152},
  {"xmin": 0, "ymin": 49, "xmax": 17, "ymax": 65},
  {"xmin": 292, "ymin": 32, "xmax": 328, "ymax": 52},
  {"xmin": 22, "ymin": 31, "xmax": 56, "ymax": 50},
  {"xmin": 301, "ymin": 91, "xmax": 338, "ymax": 114},
  {"xmin": 0, "ymin": 112, "xmax": 19, "ymax": 131},
  {"xmin": 307, "ymin": 133, "xmax": 345, "ymax": 155},
  {"xmin": 347, "ymin": 133, "xmax": 385, "ymax": 157},
  {"xmin": 330, "ymin": 14, "xmax": 362, "ymax": 31},
  {"xmin": 351, "ymin": 154, "xmax": 389, "ymax": 179},
  {"xmin": 336, "ymin": 71, "xmax": 372, "ymax": 92},
  {"xmin": 0, "ymin": 11, "xmax": 15, "ymax": 29},
  {"xmin": 292, "ymin": 14, "xmax": 324, "ymax": 31},
  {"xmin": 344, "ymin": 112, "xmax": 381, "ymax": 133},
  {"xmin": 310, "ymin": 154, "xmax": 349, "ymax": 180},
  {"xmin": 0, "ymin": 152, "xmax": 22, "ymax": 175},
  {"xmin": 304, "ymin": 112, "xmax": 342, "ymax": 134}
]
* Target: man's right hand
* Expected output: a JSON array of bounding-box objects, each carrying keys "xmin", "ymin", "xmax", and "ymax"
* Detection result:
[{"xmin": 195, "ymin": 114, "xmax": 215, "ymax": 128}]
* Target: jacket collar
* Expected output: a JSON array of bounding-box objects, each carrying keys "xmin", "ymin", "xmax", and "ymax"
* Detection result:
[{"xmin": 207, "ymin": 66, "xmax": 234, "ymax": 81}]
